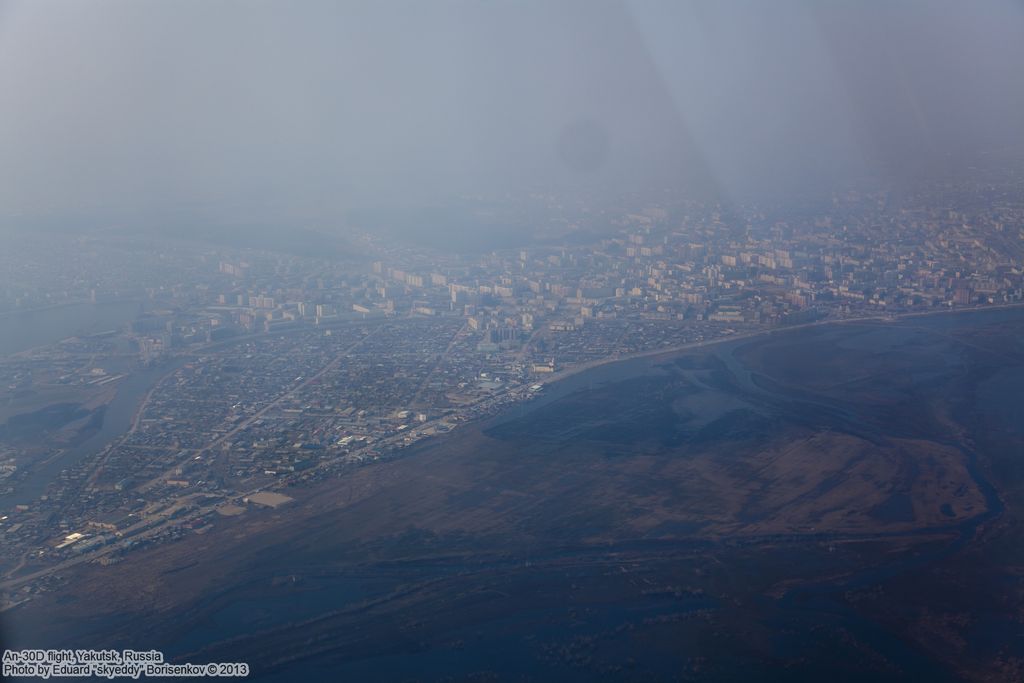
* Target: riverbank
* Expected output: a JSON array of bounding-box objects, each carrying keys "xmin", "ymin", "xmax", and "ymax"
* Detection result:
[
  {"xmin": 0, "ymin": 300, "xmax": 143, "ymax": 357},
  {"xmin": 9, "ymin": 302, "xmax": 1023, "ymax": 681},
  {"xmin": 533, "ymin": 301, "xmax": 1024, "ymax": 395}
]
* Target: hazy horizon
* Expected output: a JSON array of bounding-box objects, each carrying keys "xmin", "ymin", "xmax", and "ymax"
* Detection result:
[
  {"xmin": 3, "ymin": 5, "xmax": 1024, "ymax": 679},
  {"xmin": 1, "ymin": 0, "xmax": 1023, "ymax": 232}
]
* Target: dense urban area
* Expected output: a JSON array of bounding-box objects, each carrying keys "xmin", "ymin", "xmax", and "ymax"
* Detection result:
[{"xmin": 2, "ymin": 177, "xmax": 1024, "ymax": 610}]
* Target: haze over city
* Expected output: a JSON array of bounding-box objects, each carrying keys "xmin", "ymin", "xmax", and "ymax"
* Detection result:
[
  {"xmin": 2, "ymin": 2, "xmax": 1024, "ymax": 682},
  {"xmin": 2, "ymin": 0, "xmax": 1023, "ymax": 229}
]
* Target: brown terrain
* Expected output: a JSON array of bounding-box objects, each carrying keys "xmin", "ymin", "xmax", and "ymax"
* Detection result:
[{"xmin": 6, "ymin": 308, "xmax": 1024, "ymax": 682}]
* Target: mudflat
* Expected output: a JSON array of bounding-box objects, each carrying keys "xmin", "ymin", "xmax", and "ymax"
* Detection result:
[{"xmin": 8, "ymin": 308, "xmax": 1024, "ymax": 682}]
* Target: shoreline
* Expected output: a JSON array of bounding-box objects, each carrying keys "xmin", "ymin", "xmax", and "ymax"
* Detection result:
[
  {"xmin": 533, "ymin": 302, "xmax": 1024, "ymax": 390},
  {"xmin": 0, "ymin": 299, "xmax": 144, "ymax": 359},
  {"xmin": 3, "ymin": 302, "xmax": 1022, "ymax": 591}
]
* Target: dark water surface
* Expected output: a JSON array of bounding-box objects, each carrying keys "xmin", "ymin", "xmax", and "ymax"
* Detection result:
[
  {"xmin": 8, "ymin": 307, "xmax": 1024, "ymax": 682},
  {"xmin": 0, "ymin": 301, "xmax": 142, "ymax": 356},
  {"xmin": 199, "ymin": 309, "xmax": 1023, "ymax": 680},
  {"xmin": 0, "ymin": 359, "xmax": 182, "ymax": 508}
]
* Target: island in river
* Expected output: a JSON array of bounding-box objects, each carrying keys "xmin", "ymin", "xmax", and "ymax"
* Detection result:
[{"xmin": 4, "ymin": 307, "xmax": 1024, "ymax": 682}]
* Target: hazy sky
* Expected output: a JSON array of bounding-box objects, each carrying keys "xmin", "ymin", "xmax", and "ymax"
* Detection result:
[{"xmin": 1, "ymin": 0, "xmax": 1022, "ymax": 225}]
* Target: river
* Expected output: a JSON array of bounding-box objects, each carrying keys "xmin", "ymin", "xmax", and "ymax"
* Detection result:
[
  {"xmin": 0, "ymin": 300, "xmax": 172, "ymax": 507},
  {"xmin": 0, "ymin": 358, "xmax": 185, "ymax": 509},
  {"xmin": 0, "ymin": 301, "xmax": 143, "ymax": 357}
]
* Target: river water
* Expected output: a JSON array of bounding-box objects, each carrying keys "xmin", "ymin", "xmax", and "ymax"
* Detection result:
[
  {"xmin": 0, "ymin": 300, "xmax": 168, "ymax": 508},
  {"xmin": 6, "ymin": 307, "xmax": 1024, "ymax": 680},
  {"xmin": 0, "ymin": 359, "xmax": 181, "ymax": 509},
  {"xmin": 0, "ymin": 301, "xmax": 143, "ymax": 356}
]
